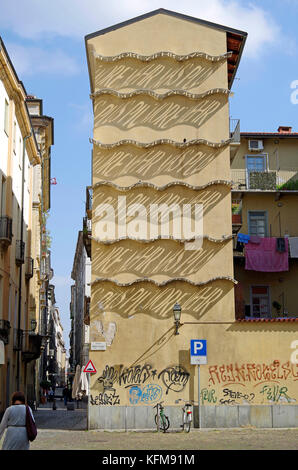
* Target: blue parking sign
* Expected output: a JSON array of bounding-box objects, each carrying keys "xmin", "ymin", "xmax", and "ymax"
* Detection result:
[{"xmin": 190, "ymin": 340, "xmax": 207, "ymax": 364}]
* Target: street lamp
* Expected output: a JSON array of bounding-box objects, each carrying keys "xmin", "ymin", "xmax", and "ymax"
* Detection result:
[{"xmin": 173, "ymin": 302, "xmax": 182, "ymax": 335}]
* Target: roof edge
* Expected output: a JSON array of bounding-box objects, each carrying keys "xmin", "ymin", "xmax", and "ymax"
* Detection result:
[{"xmin": 85, "ymin": 8, "xmax": 247, "ymax": 41}]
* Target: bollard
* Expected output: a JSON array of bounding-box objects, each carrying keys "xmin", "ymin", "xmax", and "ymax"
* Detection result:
[{"xmin": 52, "ymin": 398, "xmax": 57, "ymax": 410}]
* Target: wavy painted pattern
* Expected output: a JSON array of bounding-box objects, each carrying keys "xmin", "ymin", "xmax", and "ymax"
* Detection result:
[
  {"xmin": 91, "ymin": 87, "xmax": 230, "ymax": 100},
  {"xmin": 93, "ymin": 50, "xmax": 232, "ymax": 62},
  {"xmin": 92, "ymin": 179, "xmax": 232, "ymax": 191},
  {"xmin": 91, "ymin": 276, "xmax": 237, "ymax": 287},
  {"xmin": 90, "ymin": 137, "xmax": 231, "ymax": 149}
]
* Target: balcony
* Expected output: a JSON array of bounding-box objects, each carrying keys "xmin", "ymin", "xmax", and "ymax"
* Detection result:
[
  {"xmin": 25, "ymin": 257, "xmax": 34, "ymax": 280},
  {"xmin": 0, "ymin": 320, "xmax": 11, "ymax": 345},
  {"xmin": 86, "ymin": 186, "xmax": 92, "ymax": 219},
  {"xmin": 22, "ymin": 333, "xmax": 43, "ymax": 362},
  {"xmin": 231, "ymin": 169, "xmax": 298, "ymax": 192},
  {"xmin": 83, "ymin": 216, "xmax": 91, "ymax": 258},
  {"xmin": 0, "ymin": 216, "xmax": 13, "ymax": 249},
  {"xmin": 230, "ymin": 118, "xmax": 240, "ymax": 162},
  {"xmin": 15, "ymin": 240, "xmax": 25, "ymax": 266}
]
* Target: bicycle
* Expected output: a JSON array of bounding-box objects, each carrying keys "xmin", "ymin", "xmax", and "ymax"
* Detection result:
[
  {"xmin": 175, "ymin": 399, "xmax": 194, "ymax": 432},
  {"xmin": 153, "ymin": 401, "xmax": 170, "ymax": 432}
]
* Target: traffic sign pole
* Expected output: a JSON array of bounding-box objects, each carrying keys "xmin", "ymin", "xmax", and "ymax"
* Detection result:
[{"xmin": 198, "ymin": 365, "xmax": 201, "ymax": 428}]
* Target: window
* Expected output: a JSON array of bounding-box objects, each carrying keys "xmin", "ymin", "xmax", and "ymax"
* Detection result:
[
  {"xmin": 246, "ymin": 155, "xmax": 267, "ymax": 173},
  {"xmin": 248, "ymin": 211, "xmax": 268, "ymax": 237},
  {"xmin": 0, "ymin": 176, "xmax": 6, "ymax": 216},
  {"xmin": 250, "ymin": 286, "xmax": 270, "ymax": 318},
  {"xmin": 4, "ymin": 99, "xmax": 9, "ymax": 135},
  {"xmin": 246, "ymin": 155, "xmax": 268, "ymax": 188}
]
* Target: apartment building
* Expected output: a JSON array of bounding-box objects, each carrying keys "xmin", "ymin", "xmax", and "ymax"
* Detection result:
[
  {"xmin": 0, "ymin": 38, "xmax": 54, "ymax": 413},
  {"xmin": 0, "ymin": 38, "xmax": 40, "ymax": 412},
  {"xmin": 83, "ymin": 9, "xmax": 298, "ymax": 429},
  {"xmin": 69, "ymin": 230, "xmax": 91, "ymax": 374},
  {"xmin": 231, "ymin": 127, "xmax": 298, "ymax": 319}
]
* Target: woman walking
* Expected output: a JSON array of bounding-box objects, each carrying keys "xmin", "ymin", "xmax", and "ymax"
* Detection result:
[{"xmin": 0, "ymin": 391, "xmax": 35, "ymax": 450}]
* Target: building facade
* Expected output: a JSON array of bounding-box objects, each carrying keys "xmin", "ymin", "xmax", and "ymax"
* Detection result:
[
  {"xmin": 69, "ymin": 231, "xmax": 91, "ymax": 374},
  {"xmin": 0, "ymin": 38, "xmax": 41, "ymax": 413},
  {"xmin": 232, "ymin": 128, "xmax": 298, "ymax": 319},
  {"xmin": 84, "ymin": 9, "xmax": 298, "ymax": 429},
  {"xmin": 0, "ymin": 38, "xmax": 55, "ymax": 413}
]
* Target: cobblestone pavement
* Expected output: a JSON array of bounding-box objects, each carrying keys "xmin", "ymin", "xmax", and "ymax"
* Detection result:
[
  {"xmin": 29, "ymin": 427, "xmax": 298, "ymax": 450},
  {"xmin": 33, "ymin": 400, "xmax": 87, "ymax": 430}
]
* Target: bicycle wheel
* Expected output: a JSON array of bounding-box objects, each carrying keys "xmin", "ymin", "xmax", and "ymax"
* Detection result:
[
  {"xmin": 155, "ymin": 414, "xmax": 170, "ymax": 432},
  {"xmin": 184, "ymin": 417, "xmax": 191, "ymax": 433}
]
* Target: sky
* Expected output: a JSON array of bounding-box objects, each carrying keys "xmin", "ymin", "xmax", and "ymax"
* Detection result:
[{"xmin": 0, "ymin": 0, "xmax": 297, "ymax": 353}]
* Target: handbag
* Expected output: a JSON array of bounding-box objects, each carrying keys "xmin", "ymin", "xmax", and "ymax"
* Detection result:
[{"xmin": 26, "ymin": 405, "xmax": 37, "ymax": 441}]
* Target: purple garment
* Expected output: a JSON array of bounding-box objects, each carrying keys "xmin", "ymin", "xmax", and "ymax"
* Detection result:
[
  {"xmin": 249, "ymin": 235, "xmax": 261, "ymax": 244},
  {"xmin": 245, "ymin": 237, "xmax": 289, "ymax": 272}
]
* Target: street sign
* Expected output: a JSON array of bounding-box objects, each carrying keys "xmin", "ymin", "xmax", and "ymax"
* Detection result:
[
  {"xmin": 83, "ymin": 360, "xmax": 97, "ymax": 373},
  {"xmin": 190, "ymin": 339, "xmax": 207, "ymax": 365},
  {"xmin": 91, "ymin": 342, "xmax": 106, "ymax": 351}
]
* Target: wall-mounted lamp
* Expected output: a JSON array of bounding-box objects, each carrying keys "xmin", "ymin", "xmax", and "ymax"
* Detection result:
[{"xmin": 173, "ymin": 302, "xmax": 182, "ymax": 335}]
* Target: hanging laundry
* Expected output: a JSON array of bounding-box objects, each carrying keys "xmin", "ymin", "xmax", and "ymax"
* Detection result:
[
  {"xmin": 237, "ymin": 233, "xmax": 250, "ymax": 244},
  {"xmin": 245, "ymin": 237, "xmax": 289, "ymax": 272},
  {"xmin": 249, "ymin": 235, "xmax": 261, "ymax": 244},
  {"xmin": 288, "ymin": 237, "xmax": 298, "ymax": 258},
  {"xmin": 276, "ymin": 237, "xmax": 286, "ymax": 253}
]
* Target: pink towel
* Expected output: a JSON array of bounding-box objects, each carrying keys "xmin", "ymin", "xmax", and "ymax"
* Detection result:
[{"xmin": 245, "ymin": 237, "xmax": 288, "ymax": 272}]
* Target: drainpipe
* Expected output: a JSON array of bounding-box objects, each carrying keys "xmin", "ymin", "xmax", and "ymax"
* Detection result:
[{"xmin": 16, "ymin": 133, "xmax": 31, "ymax": 391}]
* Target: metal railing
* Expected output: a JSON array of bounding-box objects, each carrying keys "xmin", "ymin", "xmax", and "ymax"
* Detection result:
[
  {"xmin": 0, "ymin": 216, "xmax": 13, "ymax": 246},
  {"xmin": 231, "ymin": 169, "xmax": 298, "ymax": 191},
  {"xmin": 15, "ymin": 240, "xmax": 25, "ymax": 266},
  {"xmin": 230, "ymin": 118, "xmax": 240, "ymax": 143},
  {"xmin": 25, "ymin": 257, "xmax": 34, "ymax": 279},
  {"xmin": 0, "ymin": 320, "xmax": 11, "ymax": 345},
  {"xmin": 86, "ymin": 186, "xmax": 93, "ymax": 218}
]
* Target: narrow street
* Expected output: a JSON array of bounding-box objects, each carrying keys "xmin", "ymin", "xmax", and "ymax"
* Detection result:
[{"xmin": 33, "ymin": 399, "xmax": 87, "ymax": 430}]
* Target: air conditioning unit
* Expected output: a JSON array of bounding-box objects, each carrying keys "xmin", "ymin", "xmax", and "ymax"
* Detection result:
[{"xmin": 248, "ymin": 139, "xmax": 264, "ymax": 151}]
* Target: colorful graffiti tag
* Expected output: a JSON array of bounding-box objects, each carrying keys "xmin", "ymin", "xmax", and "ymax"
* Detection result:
[{"xmin": 128, "ymin": 384, "xmax": 162, "ymax": 404}]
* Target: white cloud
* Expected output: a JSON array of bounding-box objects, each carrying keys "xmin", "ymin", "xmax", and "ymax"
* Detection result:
[
  {"xmin": 0, "ymin": 1, "xmax": 283, "ymax": 59},
  {"xmin": 5, "ymin": 43, "xmax": 81, "ymax": 77}
]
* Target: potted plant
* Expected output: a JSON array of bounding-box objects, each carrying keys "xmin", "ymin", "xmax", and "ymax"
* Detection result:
[{"xmin": 272, "ymin": 301, "xmax": 282, "ymax": 317}]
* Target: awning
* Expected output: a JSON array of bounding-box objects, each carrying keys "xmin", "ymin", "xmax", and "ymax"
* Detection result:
[{"xmin": 0, "ymin": 340, "xmax": 5, "ymax": 365}]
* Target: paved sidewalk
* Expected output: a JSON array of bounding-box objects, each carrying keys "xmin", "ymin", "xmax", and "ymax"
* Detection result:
[
  {"xmin": 33, "ymin": 399, "xmax": 87, "ymax": 430},
  {"xmin": 29, "ymin": 427, "xmax": 298, "ymax": 450}
]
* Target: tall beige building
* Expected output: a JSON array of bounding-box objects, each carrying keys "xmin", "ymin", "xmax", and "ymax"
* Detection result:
[
  {"xmin": 0, "ymin": 39, "xmax": 54, "ymax": 413},
  {"xmin": 85, "ymin": 9, "xmax": 298, "ymax": 429}
]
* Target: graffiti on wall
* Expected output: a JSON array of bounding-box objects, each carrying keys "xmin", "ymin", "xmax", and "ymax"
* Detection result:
[
  {"xmin": 208, "ymin": 360, "xmax": 298, "ymax": 387},
  {"xmin": 128, "ymin": 384, "xmax": 163, "ymax": 404},
  {"xmin": 90, "ymin": 363, "xmax": 190, "ymax": 405},
  {"xmin": 259, "ymin": 385, "xmax": 295, "ymax": 403}
]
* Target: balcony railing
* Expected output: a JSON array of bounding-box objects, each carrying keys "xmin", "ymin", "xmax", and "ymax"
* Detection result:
[
  {"xmin": 25, "ymin": 257, "xmax": 34, "ymax": 280},
  {"xmin": 0, "ymin": 319, "xmax": 11, "ymax": 345},
  {"xmin": 231, "ymin": 169, "xmax": 298, "ymax": 191},
  {"xmin": 86, "ymin": 186, "xmax": 92, "ymax": 219},
  {"xmin": 230, "ymin": 118, "xmax": 240, "ymax": 143},
  {"xmin": 0, "ymin": 216, "xmax": 13, "ymax": 248},
  {"xmin": 83, "ymin": 216, "xmax": 91, "ymax": 258},
  {"xmin": 15, "ymin": 240, "xmax": 25, "ymax": 266}
]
